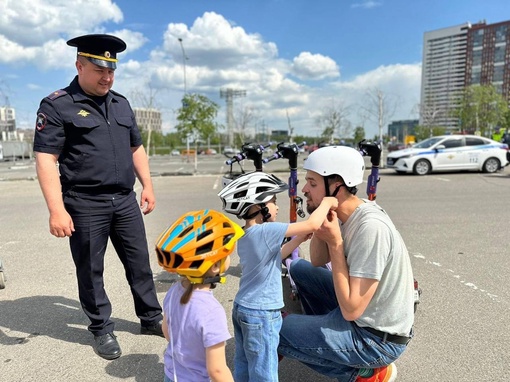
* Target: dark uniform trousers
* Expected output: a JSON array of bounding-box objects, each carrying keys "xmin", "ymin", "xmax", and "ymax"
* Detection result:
[{"xmin": 64, "ymin": 190, "xmax": 162, "ymax": 336}]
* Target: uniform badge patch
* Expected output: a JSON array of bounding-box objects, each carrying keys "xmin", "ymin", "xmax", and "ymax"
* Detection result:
[
  {"xmin": 36, "ymin": 113, "xmax": 47, "ymax": 131},
  {"xmin": 77, "ymin": 109, "xmax": 90, "ymax": 117}
]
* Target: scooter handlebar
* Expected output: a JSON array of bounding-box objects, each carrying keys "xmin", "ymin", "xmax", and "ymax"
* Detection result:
[
  {"xmin": 225, "ymin": 142, "xmax": 274, "ymax": 166},
  {"xmin": 262, "ymin": 152, "xmax": 283, "ymax": 164},
  {"xmin": 225, "ymin": 152, "xmax": 248, "ymax": 166}
]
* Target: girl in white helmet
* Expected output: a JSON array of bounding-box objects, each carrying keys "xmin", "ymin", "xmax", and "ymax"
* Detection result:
[
  {"xmin": 277, "ymin": 145, "xmax": 415, "ymax": 382},
  {"xmin": 218, "ymin": 171, "xmax": 337, "ymax": 382}
]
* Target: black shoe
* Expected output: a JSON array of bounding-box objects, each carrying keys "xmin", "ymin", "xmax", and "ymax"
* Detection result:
[
  {"xmin": 94, "ymin": 332, "xmax": 122, "ymax": 360},
  {"xmin": 140, "ymin": 320, "xmax": 164, "ymax": 337}
]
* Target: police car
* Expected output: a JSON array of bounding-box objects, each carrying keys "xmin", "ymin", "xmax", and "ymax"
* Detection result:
[{"xmin": 386, "ymin": 134, "xmax": 509, "ymax": 175}]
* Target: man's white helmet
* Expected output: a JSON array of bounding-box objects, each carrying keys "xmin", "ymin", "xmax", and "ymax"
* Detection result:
[
  {"xmin": 218, "ymin": 172, "xmax": 289, "ymax": 217},
  {"xmin": 303, "ymin": 146, "xmax": 365, "ymax": 186}
]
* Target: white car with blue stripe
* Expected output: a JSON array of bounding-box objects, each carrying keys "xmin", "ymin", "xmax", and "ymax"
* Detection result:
[{"xmin": 386, "ymin": 135, "xmax": 509, "ymax": 175}]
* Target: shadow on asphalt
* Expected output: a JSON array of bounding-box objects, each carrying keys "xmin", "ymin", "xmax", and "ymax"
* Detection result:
[
  {"xmin": 104, "ymin": 353, "xmax": 164, "ymax": 382},
  {"xmin": 0, "ymin": 295, "xmax": 154, "ymax": 347}
]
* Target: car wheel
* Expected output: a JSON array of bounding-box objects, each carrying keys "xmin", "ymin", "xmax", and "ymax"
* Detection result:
[
  {"xmin": 482, "ymin": 157, "xmax": 500, "ymax": 173},
  {"xmin": 413, "ymin": 159, "xmax": 431, "ymax": 175}
]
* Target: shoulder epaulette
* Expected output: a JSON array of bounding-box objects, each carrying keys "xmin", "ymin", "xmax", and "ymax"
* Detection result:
[
  {"xmin": 109, "ymin": 89, "xmax": 127, "ymax": 100},
  {"xmin": 46, "ymin": 89, "xmax": 68, "ymax": 101}
]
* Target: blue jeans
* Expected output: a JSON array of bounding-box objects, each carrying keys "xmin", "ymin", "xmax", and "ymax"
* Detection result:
[
  {"xmin": 163, "ymin": 374, "xmax": 173, "ymax": 382},
  {"xmin": 277, "ymin": 259, "xmax": 408, "ymax": 382},
  {"xmin": 232, "ymin": 303, "xmax": 282, "ymax": 382}
]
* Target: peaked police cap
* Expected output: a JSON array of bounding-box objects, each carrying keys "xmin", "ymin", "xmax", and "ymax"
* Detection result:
[{"xmin": 67, "ymin": 34, "xmax": 126, "ymax": 70}]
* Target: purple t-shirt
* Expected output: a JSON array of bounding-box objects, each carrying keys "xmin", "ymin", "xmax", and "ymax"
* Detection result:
[{"xmin": 163, "ymin": 281, "xmax": 231, "ymax": 382}]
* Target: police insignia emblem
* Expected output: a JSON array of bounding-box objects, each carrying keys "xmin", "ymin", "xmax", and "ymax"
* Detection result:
[
  {"xmin": 104, "ymin": 51, "xmax": 111, "ymax": 58},
  {"xmin": 36, "ymin": 113, "xmax": 47, "ymax": 131},
  {"xmin": 77, "ymin": 110, "xmax": 90, "ymax": 117}
]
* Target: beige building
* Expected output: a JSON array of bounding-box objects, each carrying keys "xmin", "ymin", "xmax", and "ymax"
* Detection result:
[
  {"xmin": 133, "ymin": 108, "xmax": 162, "ymax": 133},
  {"xmin": 0, "ymin": 106, "xmax": 16, "ymax": 137}
]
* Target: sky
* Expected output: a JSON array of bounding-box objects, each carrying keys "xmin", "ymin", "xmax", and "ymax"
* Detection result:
[{"xmin": 1, "ymin": 0, "xmax": 509, "ymax": 139}]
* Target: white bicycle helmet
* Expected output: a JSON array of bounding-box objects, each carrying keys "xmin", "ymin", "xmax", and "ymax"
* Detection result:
[
  {"xmin": 303, "ymin": 145, "xmax": 365, "ymax": 186},
  {"xmin": 218, "ymin": 172, "xmax": 289, "ymax": 217}
]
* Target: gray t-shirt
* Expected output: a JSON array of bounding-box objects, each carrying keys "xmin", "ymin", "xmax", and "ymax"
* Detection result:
[{"xmin": 342, "ymin": 200, "xmax": 414, "ymax": 336}]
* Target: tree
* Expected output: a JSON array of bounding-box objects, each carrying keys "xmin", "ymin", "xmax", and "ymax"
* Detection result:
[
  {"xmin": 360, "ymin": 88, "xmax": 397, "ymax": 167},
  {"xmin": 360, "ymin": 88, "xmax": 397, "ymax": 144},
  {"xmin": 455, "ymin": 84, "xmax": 507, "ymax": 136},
  {"xmin": 413, "ymin": 125, "xmax": 446, "ymax": 141},
  {"xmin": 130, "ymin": 85, "xmax": 159, "ymax": 157},
  {"xmin": 234, "ymin": 105, "xmax": 259, "ymax": 144},
  {"xmin": 175, "ymin": 93, "xmax": 219, "ymax": 151},
  {"xmin": 353, "ymin": 126, "xmax": 365, "ymax": 144},
  {"xmin": 315, "ymin": 100, "xmax": 351, "ymax": 143},
  {"xmin": 418, "ymin": 96, "xmax": 445, "ymax": 138}
]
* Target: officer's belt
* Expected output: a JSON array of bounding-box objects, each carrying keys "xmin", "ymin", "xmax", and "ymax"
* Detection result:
[{"xmin": 64, "ymin": 187, "xmax": 132, "ymax": 199}]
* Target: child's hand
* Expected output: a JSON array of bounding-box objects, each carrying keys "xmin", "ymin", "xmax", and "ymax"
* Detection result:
[
  {"xmin": 299, "ymin": 233, "xmax": 313, "ymax": 243},
  {"xmin": 323, "ymin": 197, "xmax": 338, "ymax": 210}
]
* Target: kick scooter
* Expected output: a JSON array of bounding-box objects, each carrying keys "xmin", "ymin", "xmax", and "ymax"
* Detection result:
[
  {"xmin": 358, "ymin": 139, "xmax": 421, "ymax": 312},
  {"xmin": 263, "ymin": 142, "xmax": 307, "ymax": 300}
]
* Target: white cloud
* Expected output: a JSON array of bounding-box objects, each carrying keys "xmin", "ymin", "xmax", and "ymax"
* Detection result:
[
  {"xmin": 330, "ymin": 63, "xmax": 422, "ymax": 136},
  {"xmin": 0, "ymin": 4, "xmax": 422, "ymax": 139},
  {"xmin": 0, "ymin": 0, "xmax": 123, "ymax": 46},
  {"xmin": 27, "ymin": 83, "xmax": 42, "ymax": 90},
  {"xmin": 112, "ymin": 29, "xmax": 148, "ymax": 55},
  {"xmin": 162, "ymin": 12, "xmax": 278, "ymax": 69},
  {"xmin": 0, "ymin": 0, "xmax": 124, "ymax": 67},
  {"xmin": 292, "ymin": 52, "xmax": 340, "ymax": 80},
  {"xmin": 351, "ymin": 1, "xmax": 383, "ymax": 9},
  {"xmin": 114, "ymin": 12, "xmax": 422, "ymax": 138}
]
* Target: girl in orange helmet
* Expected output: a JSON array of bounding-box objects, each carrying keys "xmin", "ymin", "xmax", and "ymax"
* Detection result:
[{"xmin": 155, "ymin": 209, "xmax": 244, "ymax": 382}]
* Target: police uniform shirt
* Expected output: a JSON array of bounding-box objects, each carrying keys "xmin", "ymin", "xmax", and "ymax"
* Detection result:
[{"xmin": 34, "ymin": 76, "xmax": 143, "ymax": 195}]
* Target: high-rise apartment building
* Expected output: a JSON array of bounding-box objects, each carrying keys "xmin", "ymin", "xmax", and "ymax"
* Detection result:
[
  {"xmin": 420, "ymin": 23, "xmax": 470, "ymax": 130},
  {"xmin": 420, "ymin": 19, "xmax": 510, "ymax": 131},
  {"xmin": 133, "ymin": 108, "xmax": 162, "ymax": 133},
  {"xmin": 465, "ymin": 20, "xmax": 510, "ymax": 99}
]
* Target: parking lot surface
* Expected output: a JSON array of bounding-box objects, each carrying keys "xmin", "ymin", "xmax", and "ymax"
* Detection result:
[{"xmin": 1, "ymin": 155, "xmax": 509, "ymax": 381}]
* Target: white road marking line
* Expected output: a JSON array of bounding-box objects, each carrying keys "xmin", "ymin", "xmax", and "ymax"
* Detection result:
[
  {"xmin": 412, "ymin": 252, "xmax": 500, "ymax": 302},
  {"xmin": 213, "ymin": 166, "xmax": 225, "ymax": 190}
]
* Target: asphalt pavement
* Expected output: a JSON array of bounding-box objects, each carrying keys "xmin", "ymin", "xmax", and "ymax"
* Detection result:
[{"xmin": 1, "ymin": 154, "xmax": 509, "ymax": 381}]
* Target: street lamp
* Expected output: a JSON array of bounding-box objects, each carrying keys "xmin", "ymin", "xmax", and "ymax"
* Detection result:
[
  {"xmin": 177, "ymin": 38, "xmax": 191, "ymax": 163},
  {"xmin": 177, "ymin": 38, "xmax": 187, "ymax": 94}
]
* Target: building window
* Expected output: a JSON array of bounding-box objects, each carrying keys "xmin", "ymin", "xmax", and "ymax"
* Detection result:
[
  {"xmin": 472, "ymin": 49, "xmax": 482, "ymax": 66},
  {"xmin": 495, "ymin": 25, "xmax": 507, "ymax": 43},
  {"xmin": 493, "ymin": 65, "xmax": 504, "ymax": 82},
  {"xmin": 473, "ymin": 29, "xmax": 484, "ymax": 47},
  {"xmin": 494, "ymin": 45, "xmax": 506, "ymax": 63},
  {"xmin": 471, "ymin": 67, "xmax": 481, "ymax": 84}
]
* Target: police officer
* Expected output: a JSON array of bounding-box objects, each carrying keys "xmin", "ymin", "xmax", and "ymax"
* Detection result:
[{"xmin": 34, "ymin": 34, "xmax": 163, "ymax": 360}]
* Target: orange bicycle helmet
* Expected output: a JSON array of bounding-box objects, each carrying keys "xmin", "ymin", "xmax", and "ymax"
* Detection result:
[{"xmin": 155, "ymin": 209, "xmax": 244, "ymax": 284}]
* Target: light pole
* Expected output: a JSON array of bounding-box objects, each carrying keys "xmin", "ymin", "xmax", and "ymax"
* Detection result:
[
  {"xmin": 177, "ymin": 38, "xmax": 187, "ymax": 94},
  {"xmin": 177, "ymin": 38, "xmax": 191, "ymax": 163}
]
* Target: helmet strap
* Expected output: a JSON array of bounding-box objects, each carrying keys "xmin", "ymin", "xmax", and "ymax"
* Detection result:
[
  {"xmin": 260, "ymin": 204, "xmax": 271, "ymax": 222},
  {"xmin": 243, "ymin": 204, "xmax": 271, "ymax": 222},
  {"xmin": 326, "ymin": 176, "xmax": 358, "ymax": 197},
  {"xmin": 203, "ymin": 275, "xmax": 226, "ymax": 285},
  {"xmin": 331, "ymin": 184, "xmax": 343, "ymax": 197},
  {"xmin": 324, "ymin": 177, "xmax": 331, "ymax": 197}
]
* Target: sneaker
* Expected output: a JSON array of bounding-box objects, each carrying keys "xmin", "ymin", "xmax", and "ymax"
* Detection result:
[{"xmin": 355, "ymin": 363, "xmax": 397, "ymax": 382}]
